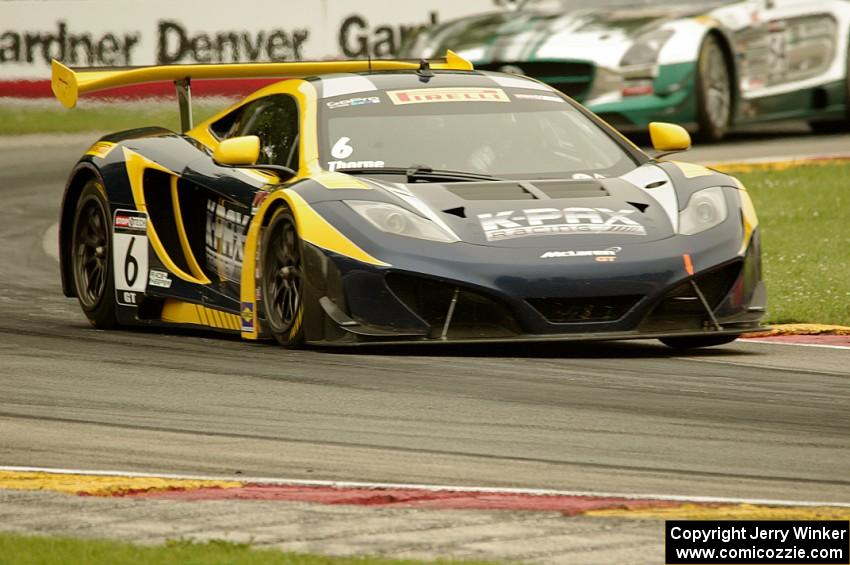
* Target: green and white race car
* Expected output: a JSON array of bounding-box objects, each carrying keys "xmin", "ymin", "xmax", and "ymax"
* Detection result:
[{"xmin": 400, "ymin": 0, "xmax": 850, "ymax": 140}]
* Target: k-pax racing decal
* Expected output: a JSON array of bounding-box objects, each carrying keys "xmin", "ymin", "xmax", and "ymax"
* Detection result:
[
  {"xmin": 206, "ymin": 199, "xmax": 249, "ymax": 284},
  {"xmin": 112, "ymin": 209, "xmax": 148, "ymax": 306},
  {"xmin": 477, "ymin": 207, "xmax": 646, "ymax": 242}
]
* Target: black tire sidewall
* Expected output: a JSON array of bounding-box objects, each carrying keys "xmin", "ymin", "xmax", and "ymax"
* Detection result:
[
  {"xmin": 71, "ymin": 180, "xmax": 118, "ymax": 328},
  {"xmin": 696, "ymin": 34, "xmax": 732, "ymax": 142},
  {"xmin": 260, "ymin": 207, "xmax": 306, "ymax": 348}
]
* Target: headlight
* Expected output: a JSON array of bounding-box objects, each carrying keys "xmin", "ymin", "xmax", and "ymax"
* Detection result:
[
  {"xmin": 346, "ymin": 201, "xmax": 459, "ymax": 243},
  {"xmin": 679, "ymin": 187, "xmax": 728, "ymax": 235},
  {"xmin": 620, "ymin": 29, "xmax": 674, "ymax": 68}
]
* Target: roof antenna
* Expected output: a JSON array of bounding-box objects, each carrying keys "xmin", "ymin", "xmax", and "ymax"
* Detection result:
[{"xmin": 417, "ymin": 58, "xmax": 434, "ymax": 82}]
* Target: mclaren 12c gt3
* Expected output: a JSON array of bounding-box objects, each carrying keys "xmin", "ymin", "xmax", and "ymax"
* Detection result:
[{"xmin": 52, "ymin": 52, "xmax": 765, "ymax": 348}]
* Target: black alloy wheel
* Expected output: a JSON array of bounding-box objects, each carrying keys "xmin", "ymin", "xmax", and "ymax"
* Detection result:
[
  {"xmin": 71, "ymin": 180, "xmax": 117, "ymax": 328},
  {"xmin": 261, "ymin": 207, "xmax": 305, "ymax": 347}
]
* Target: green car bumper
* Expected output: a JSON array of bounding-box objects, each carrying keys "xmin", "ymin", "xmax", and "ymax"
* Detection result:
[{"xmin": 586, "ymin": 62, "xmax": 698, "ymax": 130}]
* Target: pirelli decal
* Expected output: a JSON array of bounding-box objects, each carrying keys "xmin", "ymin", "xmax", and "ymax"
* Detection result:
[{"xmin": 387, "ymin": 87, "xmax": 510, "ymax": 105}]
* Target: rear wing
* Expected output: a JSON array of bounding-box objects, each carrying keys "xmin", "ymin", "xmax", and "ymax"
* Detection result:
[{"xmin": 51, "ymin": 51, "xmax": 473, "ymax": 131}]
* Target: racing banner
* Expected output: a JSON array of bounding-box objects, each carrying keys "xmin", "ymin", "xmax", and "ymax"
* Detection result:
[{"xmin": 0, "ymin": 0, "xmax": 493, "ymax": 97}]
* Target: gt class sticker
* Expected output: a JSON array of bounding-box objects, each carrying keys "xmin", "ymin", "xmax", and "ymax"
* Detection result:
[
  {"xmin": 478, "ymin": 208, "xmax": 646, "ymax": 241},
  {"xmin": 112, "ymin": 209, "xmax": 148, "ymax": 306},
  {"xmin": 387, "ymin": 87, "xmax": 510, "ymax": 105}
]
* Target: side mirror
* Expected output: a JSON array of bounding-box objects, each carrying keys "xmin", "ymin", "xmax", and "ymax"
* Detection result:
[
  {"xmin": 213, "ymin": 135, "xmax": 260, "ymax": 166},
  {"xmin": 648, "ymin": 122, "xmax": 691, "ymax": 156}
]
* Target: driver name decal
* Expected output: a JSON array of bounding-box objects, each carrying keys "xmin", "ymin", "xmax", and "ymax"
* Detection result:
[
  {"xmin": 478, "ymin": 207, "xmax": 646, "ymax": 241},
  {"xmin": 387, "ymin": 87, "xmax": 510, "ymax": 105}
]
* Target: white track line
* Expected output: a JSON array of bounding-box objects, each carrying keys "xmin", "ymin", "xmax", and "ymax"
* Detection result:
[
  {"xmin": 1, "ymin": 465, "xmax": 848, "ymax": 509},
  {"xmin": 744, "ymin": 339, "xmax": 850, "ymax": 351},
  {"xmin": 42, "ymin": 223, "xmax": 59, "ymax": 262}
]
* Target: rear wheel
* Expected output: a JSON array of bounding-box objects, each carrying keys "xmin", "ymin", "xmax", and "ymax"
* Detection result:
[
  {"xmin": 261, "ymin": 206, "xmax": 305, "ymax": 348},
  {"xmin": 696, "ymin": 34, "xmax": 732, "ymax": 142},
  {"xmin": 659, "ymin": 335, "xmax": 739, "ymax": 349},
  {"xmin": 71, "ymin": 180, "xmax": 117, "ymax": 328}
]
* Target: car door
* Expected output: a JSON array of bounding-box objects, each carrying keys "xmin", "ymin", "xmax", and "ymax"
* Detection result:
[
  {"xmin": 759, "ymin": 0, "xmax": 839, "ymax": 88},
  {"xmin": 201, "ymin": 94, "xmax": 301, "ymax": 307}
]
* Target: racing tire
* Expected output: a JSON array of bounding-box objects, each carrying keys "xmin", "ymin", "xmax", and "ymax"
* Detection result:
[
  {"xmin": 695, "ymin": 34, "xmax": 733, "ymax": 142},
  {"xmin": 260, "ymin": 206, "xmax": 306, "ymax": 348},
  {"xmin": 659, "ymin": 335, "xmax": 740, "ymax": 349},
  {"xmin": 809, "ymin": 39, "xmax": 850, "ymax": 134},
  {"xmin": 70, "ymin": 180, "xmax": 118, "ymax": 329}
]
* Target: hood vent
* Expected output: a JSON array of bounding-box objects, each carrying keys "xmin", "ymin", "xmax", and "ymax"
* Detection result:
[
  {"xmin": 445, "ymin": 179, "xmax": 609, "ymax": 201},
  {"xmin": 446, "ymin": 182, "xmax": 535, "ymax": 201},
  {"xmin": 534, "ymin": 180, "xmax": 609, "ymax": 199}
]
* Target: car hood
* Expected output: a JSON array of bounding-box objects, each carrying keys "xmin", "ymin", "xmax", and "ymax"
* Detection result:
[
  {"xmin": 363, "ymin": 167, "xmax": 679, "ymax": 248},
  {"xmin": 405, "ymin": 5, "xmax": 714, "ymax": 67}
]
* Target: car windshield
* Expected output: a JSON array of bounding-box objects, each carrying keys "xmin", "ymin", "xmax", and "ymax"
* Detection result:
[{"xmin": 318, "ymin": 84, "xmax": 639, "ymax": 180}]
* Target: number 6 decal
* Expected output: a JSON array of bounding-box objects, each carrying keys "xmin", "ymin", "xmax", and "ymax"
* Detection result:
[
  {"xmin": 124, "ymin": 237, "xmax": 138, "ymax": 287},
  {"xmin": 331, "ymin": 137, "xmax": 354, "ymax": 159},
  {"xmin": 113, "ymin": 209, "xmax": 148, "ymax": 305}
]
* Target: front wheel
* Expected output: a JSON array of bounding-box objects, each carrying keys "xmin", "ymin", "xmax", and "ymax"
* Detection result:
[
  {"xmin": 659, "ymin": 335, "xmax": 739, "ymax": 349},
  {"xmin": 260, "ymin": 206, "xmax": 306, "ymax": 348},
  {"xmin": 70, "ymin": 180, "xmax": 117, "ymax": 329},
  {"xmin": 696, "ymin": 34, "xmax": 733, "ymax": 142}
]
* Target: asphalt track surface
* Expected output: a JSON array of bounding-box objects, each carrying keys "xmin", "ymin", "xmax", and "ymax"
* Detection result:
[{"xmin": 0, "ymin": 133, "xmax": 848, "ymax": 508}]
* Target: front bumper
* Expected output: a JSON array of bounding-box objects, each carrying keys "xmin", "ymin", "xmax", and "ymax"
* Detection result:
[
  {"xmin": 586, "ymin": 62, "xmax": 699, "ymax": 129},
  {"xmin": 298, "ymin": 226, "xmax": 767, "ymax": 346}
]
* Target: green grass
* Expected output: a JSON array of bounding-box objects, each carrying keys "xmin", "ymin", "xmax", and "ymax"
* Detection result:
[
  {"xmin": 0, "ymin": 101, "xmax": 225, "ymax": 135},
  {"xmin": 0, "ymin": 534, "xmax": 498, "ymax": 565},
  {"xmin": 732, "ymin": 162, "xmax": 850, "ymax": 326}
]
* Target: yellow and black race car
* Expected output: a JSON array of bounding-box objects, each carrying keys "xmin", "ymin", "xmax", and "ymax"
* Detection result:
[{"xmin": 53, "ymin": 52, "xmax": 765, "ymax": 349}]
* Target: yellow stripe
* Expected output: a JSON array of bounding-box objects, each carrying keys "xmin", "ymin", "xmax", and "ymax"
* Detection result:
[
  {"xmin": 212, "ymin": 309, "xmax": 225, "ymax": 329},
  {"xmin": 195, "ymin": 305, "xmax": 209, "ymax": 326},
  {"xmin": 285, "ymin": 190, "xmax": 389, "ymax": 266},
  {"xmin": 738, "ymin": 189, "xmax": 758, "ymax": 255},
  {"xmin": 170, "ymin": 176, "xmax": 211, "ymax": 284},
  {"xmin": 85, "ymin": 141, "xmax": 116, "ymax": 159},
  {"xmin": 709, "ymin": 157, "xmax": 850, "ymax": 174},
  {"xmin": 587, "ymin": 503, "xmax": 850, "ymax": 521},
  {"xmin": 161, "ymin": 300, "xmax": 243, "ymax": 332},
  {"xmin": 123, "ymin": 148, "xmax": 210, "ymax": 286},
  {"xmin": 0, "ymin": 470, "xmax": 240, "ymax": 496}
]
